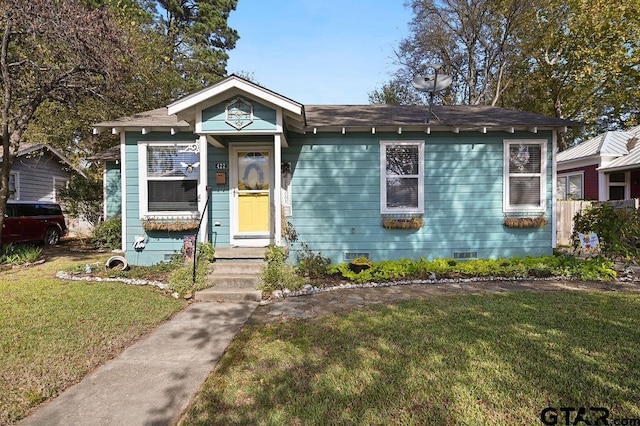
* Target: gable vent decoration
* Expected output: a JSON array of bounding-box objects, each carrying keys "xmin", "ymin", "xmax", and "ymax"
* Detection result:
[{"xmin": 225, "ymin": 97, "xmax": 254, "ymax": 130}]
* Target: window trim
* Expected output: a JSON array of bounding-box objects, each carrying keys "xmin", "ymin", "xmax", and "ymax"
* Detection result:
[
  {"xmin": 53, "ymin": 177, "xmax": 68, "ymax": 203},
  {"xmin": 380, "ymin": 140, "xmax": 425, "ymax": 214},
  {"xmin": 557, "ymin": 171, "xmax": 584, "ymax": 200},
  {"xmin": 138, "ymin": 141, "xmax": 201, "ymax": 217},
  {"xmin": 503, "ymin": 139, "xmax": 547, "ymax": 213},
  {"xmin": 8, "ymin": 171, "xmax": 19, "ymax": 200},
  {"xmin": 607, "ymin": 171, "xmax": 628, "ymax": 200}
]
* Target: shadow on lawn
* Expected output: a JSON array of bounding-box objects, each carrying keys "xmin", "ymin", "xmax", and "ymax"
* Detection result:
[{"xmin": 181, "ymin": 292, "xmax": 640, "ymax": 425}]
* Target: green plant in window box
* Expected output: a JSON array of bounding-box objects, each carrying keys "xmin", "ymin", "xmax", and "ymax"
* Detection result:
[{"xmin": 349, "ymin": 256, "xmax": 373, "ymax": 273}]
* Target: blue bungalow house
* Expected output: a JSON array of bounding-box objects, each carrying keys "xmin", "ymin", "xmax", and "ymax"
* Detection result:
[{"xmin": 93, "ymin": 75, "xmax": 580, "ymax": 266}]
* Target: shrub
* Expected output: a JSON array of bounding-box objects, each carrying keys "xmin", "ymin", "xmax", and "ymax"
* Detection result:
[
  {"xmin": 297, "ymin": 243, "xmax": 331, "ymax": 279},
  {"xmin": 168, "ymin": 261, "xmax": 210, "ymax": 298},
  {"xmin": 331, "ymin": 255, "xmax": 617, "ymax": 283},
  {"xmin": 572, "ymin": 203, "xmax": 640, "ymax": 259},
  {"xmin": 258, "ymin": 245, "xmax": 304, "ymax": 292},
  {"xmin": 168, "ymin": 243, "xmax": 215, "ymax": 297},
  {"xmin": 92, "ymin": 216, "xmax": 122, "ymax": 250},
  {"xmin": 0, "ymin": 244, "xmax": 42, "ymax": 265}
]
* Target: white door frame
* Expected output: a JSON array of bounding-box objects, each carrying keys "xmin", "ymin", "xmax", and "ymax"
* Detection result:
[{"xmin": 229, "ymin": 144, "xmax": 274, "ymax": 246}]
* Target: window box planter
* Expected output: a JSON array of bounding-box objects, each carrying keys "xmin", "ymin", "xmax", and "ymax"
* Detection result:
[
  {"xmin": 382, "ymin": 217, "xmax": 424, "ymax": 230},
  {"xmin": 142, "ymin": 216, "xmax": 199, "ymax": 232},
  {"xmin": 503, "ymin": 214, "xmax": 547, "ymax": 228}
]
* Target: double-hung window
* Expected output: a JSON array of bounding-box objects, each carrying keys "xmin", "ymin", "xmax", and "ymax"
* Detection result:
[
  {"xmin": 556, "ymin": 173, "xmax": 583, "ymax": 200},
  {"xmin": 140, "ymin": 142, "xmax": 200, "ymax": 215},
  {"xmin": 380, "ymin": 141, "xmax": 424, "ymax": 214},
  {"xmin": 504, "ymin": 140, "xmax": 546, "ymax": 212}
]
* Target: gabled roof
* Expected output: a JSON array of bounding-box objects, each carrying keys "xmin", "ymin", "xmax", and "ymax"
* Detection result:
[
  {"xmin": 0, "ymin": 143, "xmax": 88, "ymax": 178},
  {"xmin": 557, "ymin": 125, "xmax": 640, "ymax": 163},
  {"xmin": 598, "ymin": 125, "xmax": 640, "ymax": 172}
]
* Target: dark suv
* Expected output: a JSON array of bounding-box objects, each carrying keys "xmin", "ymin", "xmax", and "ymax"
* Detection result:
[{"xmin": 2, "ymin": 201, "xmax": 68, "ymax": 245}]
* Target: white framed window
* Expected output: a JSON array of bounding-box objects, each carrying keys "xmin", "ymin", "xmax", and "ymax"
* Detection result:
[
  {"xmin": 380, "ymin": 141, "xmax": 424, "ymax": 214},
  {"xmin": 8, "ymin": 172, "xmax": 19, "ymax": 200},
  {"xmin": 608, "ymin": 172, "xmax": 626, "ymax": 200},
  {"xmin": 503, "ymin": 140, "xmax": 547, "ymax": 212},
  {"xmin": 138, "ymin": 142, "xmax": 200, "ymax": 216},
  {"xmin": 557, "ymin": 172, "xmax": 583, "ymax": 200}
]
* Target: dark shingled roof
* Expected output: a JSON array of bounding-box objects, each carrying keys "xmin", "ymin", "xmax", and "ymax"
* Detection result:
[
  {"xmin": 304, "ymin": 104, "xmax": 580, "ymax": 128},
  {"xmin": 93, "ymin": 107, "xmax": 190, "ymax": 129},
  {"xmin": 91, "ymin": 103, "xmax": 581, "ymax": 161},
  {"xmin": 89, "ymin": 145, "xmax": 120, "ymax": 161}
]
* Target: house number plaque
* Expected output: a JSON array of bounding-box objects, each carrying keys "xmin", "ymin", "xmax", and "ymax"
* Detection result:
[{"xmin": 215, "ymin": 162, "xmax": 228, "ymax": 170}]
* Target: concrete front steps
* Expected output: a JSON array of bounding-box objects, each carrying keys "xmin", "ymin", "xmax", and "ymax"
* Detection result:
[{"xmin": 196, "ymin": 247, "xmax": 266, "ymax": 302}]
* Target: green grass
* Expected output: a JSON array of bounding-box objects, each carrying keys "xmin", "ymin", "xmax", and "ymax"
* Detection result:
[
  {"xmin": 180, "ymin": 291, "xmax": 640, "ymax": 425},
  {"xmin": 0, "ymin": 251, "xmax": 186, "ymax": 424}
]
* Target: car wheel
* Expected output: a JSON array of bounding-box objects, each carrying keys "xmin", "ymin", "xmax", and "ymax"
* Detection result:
[{"xmin": 44, "ymin": 227, "xmax": 61, "ymax": 245}]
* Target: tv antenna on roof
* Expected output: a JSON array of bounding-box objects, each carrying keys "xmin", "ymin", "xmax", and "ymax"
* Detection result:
[{"xmin": 411, "ymin": 63, "xmax": 452, "ymax": 124}]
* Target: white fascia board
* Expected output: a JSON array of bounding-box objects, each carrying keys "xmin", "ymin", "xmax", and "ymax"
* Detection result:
[
  {"xmin": 168, "ymin": 77, "xmax": 302, "ymax": 117},
  {"xmin": 557, "ymin": 156, "xmax": 600, "ymax": 170}
]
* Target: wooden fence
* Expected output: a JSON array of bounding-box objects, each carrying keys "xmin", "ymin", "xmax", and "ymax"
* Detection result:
[{"xmin": 556, "ymin": 199, "xmax": 640, "ymax": 246}]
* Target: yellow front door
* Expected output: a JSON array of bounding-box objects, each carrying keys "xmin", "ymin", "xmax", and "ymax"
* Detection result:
[{"xmin": 237, "ymin": 151, "xmax": 270, "ymax": 234}]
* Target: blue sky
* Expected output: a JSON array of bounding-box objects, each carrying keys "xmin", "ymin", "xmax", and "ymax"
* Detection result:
[{"xmin": 226, "ymin": 1, "xmax": 413, "ymax": 105}]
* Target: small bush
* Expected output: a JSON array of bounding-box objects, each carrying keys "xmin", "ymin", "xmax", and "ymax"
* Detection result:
[
  {"xmin": 259, "ymin": 245, "xmax": 304, "ymax": 292},
  {"xmin": 572, "ymin": 203, "xmax": 640, "ymax": 259},
  {"xmin": 330, "ymin": 255, "xmax": 617, "ymax": 283},
  {"xmin": 92, "ymin": 216, "xmax": 122, "ymax": 250},
  {"xmin": 196, "ymin": 242, "xmax": 215, "ymax": 262},
  {"xmin": 297, "ymin": 243, "xmax": 331, "ymax": 279},
  {"xmin": 0, "ymin": 244, "xmax": 42, "ymax": 265},
  {"xmin": 168, "ymin": 261, "xmax": 210, "ymax": 298},
  {"xmin": 168, "ymin": 243, "xmax": 215, "ymax": 297}
]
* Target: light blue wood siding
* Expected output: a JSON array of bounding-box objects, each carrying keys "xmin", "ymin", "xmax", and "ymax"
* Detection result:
[
  {"xmin": 284, "ymin": 131, "xmax": 554, "ymax": 264},
  {"xmin": 105, "ymin": 161, "xmax": 121, "ymax": 219},
  {"xmin": 201, "ymin": 98, "xmax": 277, "ymax": 132},
  {"xmin": 207, "ymin": 146, "xmax": 230, "ymax": 246},
  {"xmin": 123, "ymin": 132, "xmax": 201, "ymax": 266},
  {"xmin": 120, "ymin": 127, "xmax": 555, "ymax": 266}
]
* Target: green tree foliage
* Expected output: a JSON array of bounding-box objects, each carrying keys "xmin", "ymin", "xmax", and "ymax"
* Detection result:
[
  {"xmin": 57, "ymin": 174, "xmax": 104, "ymax": 226},
  {"xmin": 0, "ymin": 0, "xmax": 129, "ymax": 232},
  {"xmin": 503, "ymin": 0, "xmax": 640, "ymax": 146},
  {"xmin": 378, "ymin": 0, "xmax": 640, "ymax": 147},
  {"xmin": 153, "ymin": 0, "xmax": 239, "ymax": 95}
]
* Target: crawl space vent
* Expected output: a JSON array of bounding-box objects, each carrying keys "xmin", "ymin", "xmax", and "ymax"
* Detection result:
[
  {"xmin": 344, "ymin": 252, "xmax": 370, "ymax": 262},
  {"xmin": 453, "ymin": 251, "xmax": 478, "ymax": 260}
]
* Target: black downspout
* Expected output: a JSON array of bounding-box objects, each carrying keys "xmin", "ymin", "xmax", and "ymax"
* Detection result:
[{"xmin": 192, "ymin": 186, "xmax": 212, "ymax": 288}]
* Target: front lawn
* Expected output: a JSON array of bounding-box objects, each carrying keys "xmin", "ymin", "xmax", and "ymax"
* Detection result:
[
  {"xmin": 181, "ymin": 291, "xmax": 640, "ymax": 425},
  {"xmin": 0, "ymin": 248, "xmax": 186, "ymax": 424}
]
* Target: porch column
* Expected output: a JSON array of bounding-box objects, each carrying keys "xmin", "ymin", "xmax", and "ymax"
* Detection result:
[
  {"xmin": 198, "ymin": 135, "xmax": 209, "ymax": 243},
  {"xmin": 274, "ymin": 134, "xmax": 282, "ymax": 245}
]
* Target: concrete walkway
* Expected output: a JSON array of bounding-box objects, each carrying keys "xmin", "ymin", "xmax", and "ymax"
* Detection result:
[{"xmin": 19, "ymin": 302, "xmax": 257, "ymax": 426}]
